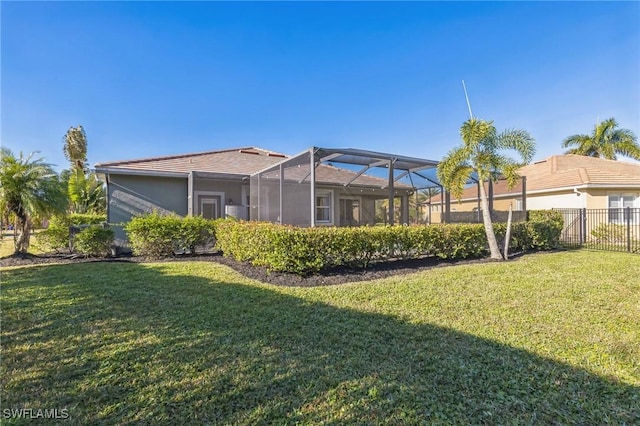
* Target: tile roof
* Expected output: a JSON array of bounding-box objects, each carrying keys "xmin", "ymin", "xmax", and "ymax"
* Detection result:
[
  {"xmin": 431, "ymin": 155, "xmax": 640, "ymax": 202},
  {"xmin": 95, "ymin": 147, "xmax": 288, "ymax": 176},
  {"xmin": 95, "ymin": 146, "xmax": 408, "ymax": 189},
  {"xmin": 519, "ymin": 155, "xmax": 640, "ymax": 191}
]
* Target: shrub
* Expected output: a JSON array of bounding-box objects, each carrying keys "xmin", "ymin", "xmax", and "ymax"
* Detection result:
[
  {"xmin": 526, "ymin": 210, "xmax": 564, "ymax": 250},
  {"xmin": 37, "ymin": 218, "xmax": 72, "ymax": 253},
  {"xmin": 215, "ymin": 222, "xmax": 490, "ymax": 275},
  {"xmin": 74, "ymin": 226, "xmax": 115, "ymax": 257},
  {"xmin": 124, "ymin": 212, "xmax": 217, "ymax": 258},
  {"xmin": 124, "ymin": 212, "xmax": 182, "ymax": 257},
  {"xmin": 68, "ymin": 213, "xmax": 107, "ymax": 226},
  {"xmin": 213, "ymin": 212, "xmax": 565, "ymax": 276},
  {"xmin": 37, "ymin": 213, "xmax": 108, "ymax": 253},
  {"xmin": 590, "ymin": 223, "xmax": 626, "ymax": 243},
  {"xmin": 180, "ymin": 215, "xmax": 218, "ymax": 253}
]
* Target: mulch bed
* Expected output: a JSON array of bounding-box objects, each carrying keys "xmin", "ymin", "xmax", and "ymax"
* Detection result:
[{"xmin": 0, "ymin": 251, "xmax": 518, "ymax": 287}]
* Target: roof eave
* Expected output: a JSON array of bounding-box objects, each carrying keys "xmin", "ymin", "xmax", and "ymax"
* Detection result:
[{"xmin": 95, "ymin": 167, "xmax": 188, "ymax": 178}]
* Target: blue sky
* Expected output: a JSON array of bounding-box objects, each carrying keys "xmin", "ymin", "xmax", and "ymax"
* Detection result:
[{"xmin": 2, "ymin": 1, "xmax": 639, "ymax": 172}]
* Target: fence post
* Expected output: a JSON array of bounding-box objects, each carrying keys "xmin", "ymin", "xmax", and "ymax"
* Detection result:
[
  {"xmin": 626, "ymin": 207, "xmax": 631, "ymax": 252},
  {"xmin": 579, "ymin": 208, "xmax": 584, "ymax": 245}
]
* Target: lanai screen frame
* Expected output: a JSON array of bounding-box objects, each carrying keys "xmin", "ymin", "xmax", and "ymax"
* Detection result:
[{"xmin": 250, "ymin": 146, "xmax": 442, "ymax": 226}]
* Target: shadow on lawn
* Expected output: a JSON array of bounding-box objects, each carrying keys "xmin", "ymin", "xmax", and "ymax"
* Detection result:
[{"xmin": 2, "ymin": 262, "xmax": 638, "ymax": 425}]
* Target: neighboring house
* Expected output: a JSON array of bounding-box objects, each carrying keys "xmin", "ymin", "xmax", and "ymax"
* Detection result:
[
  {"xmin": 428, "ymin": 155, "xmax": 640, "ymax": 222},
  {"xmin": 95, "ymin": 146, "xmax": 433, "ymax": 246}
]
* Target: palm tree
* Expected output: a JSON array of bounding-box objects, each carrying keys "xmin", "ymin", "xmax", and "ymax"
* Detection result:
[
  {"xmin": 62, "ymin": 125, "xmax": 106, "ymax": 214},
  {"xmin": 0, "ymin": 148, "xmax": 67, "ymax": 254},
  {"xmin": 63, "ymin": 125, "xmax": 88, "ymax": 170},
  {"xmin": 437, "ymin": 118, "xmax": 535, "ymax": 260},
  {"xmin": 66, "ymin": 170, "xmax": 107, "ymax": 214},
  {"xmin": 562, "ymin": 118, "xmax": 639, "ymax": 161}
]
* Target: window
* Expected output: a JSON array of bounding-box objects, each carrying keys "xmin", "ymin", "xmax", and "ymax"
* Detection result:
[
  {"xmin": 316, "ymin": 191, "xmax": 332, "ymax": 224},
  {"xmin": 608, "ymin": 193, "xmax": 638, "ymax": 223},
  {"xmin": 514, "ymin": 198, "xmax": 523, "ymax": 211}
]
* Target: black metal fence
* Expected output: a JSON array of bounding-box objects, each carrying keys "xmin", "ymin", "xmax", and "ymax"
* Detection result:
[{"xmin": 554, "ymin": 208, "xmax": 640, "ymax": 253}]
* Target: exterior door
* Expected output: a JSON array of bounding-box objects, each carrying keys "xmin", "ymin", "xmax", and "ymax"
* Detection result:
[
  {"xmin": 199, "ymin": 195, "xmax": 221, "ymax": 219},
  {"xmin": 340, "ymin": 198, "xmax": 361, "ymax": 226}
]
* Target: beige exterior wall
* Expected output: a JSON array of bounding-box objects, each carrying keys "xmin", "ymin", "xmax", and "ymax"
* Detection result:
[
  {"xmin": 429, "ymin": 195, "xmax": 522, "ymax": 219},
  {"xmin": 586, "ymin": 189, "xmax": 640, "ymax": 209},
  {"xmin": 428, "ymin": 187, "xmax": 640, "ymax": 224}
]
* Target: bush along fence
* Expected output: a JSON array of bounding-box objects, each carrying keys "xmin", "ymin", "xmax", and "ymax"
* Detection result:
[
  {"xmin": 37, "ymin": 213, "xmax": 114, "ymax": 257},
  {"xmin": 214, "ymin": 210, "xmax": 563, "ymax": 276},
  {"xmin": 554, "ymin": 208, "xmax": 640, "ymax": 253}
]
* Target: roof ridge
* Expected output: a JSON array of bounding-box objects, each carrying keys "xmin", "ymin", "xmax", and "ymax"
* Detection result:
[{"xmin": 577, "ymin": 167, "xmax": 589, "ymax": 184}]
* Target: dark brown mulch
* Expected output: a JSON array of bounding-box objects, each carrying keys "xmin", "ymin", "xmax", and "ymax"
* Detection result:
[{"xmin": 0, "ymin": 251, "xmax": 519, "ymax": 287}]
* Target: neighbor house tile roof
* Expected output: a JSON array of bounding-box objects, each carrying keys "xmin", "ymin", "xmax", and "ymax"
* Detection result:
[
  {"xmin": 519, "ymin": 155, "xmax": 640, "ymax": 191},
  {"xmin": 431, "ymin": 155, "xmax": 640, "ymax": 202},
  {"xmin": 95, "ymin": 147, "xmax": 289, "ymax": 176}
]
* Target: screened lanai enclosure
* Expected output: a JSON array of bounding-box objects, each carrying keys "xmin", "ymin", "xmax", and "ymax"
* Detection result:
[{"xmin": 249, "ymin": 147, "xmax": 442, "ymax": 227}]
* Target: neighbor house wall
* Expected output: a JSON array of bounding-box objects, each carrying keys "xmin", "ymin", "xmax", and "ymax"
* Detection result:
[
  {"xmin": 585, "ymin": 188, "xmax": 640, "ymax": 209},
  {"xmin": 526, "ymin": 191, "xmax": 584, "ymax": 210}
]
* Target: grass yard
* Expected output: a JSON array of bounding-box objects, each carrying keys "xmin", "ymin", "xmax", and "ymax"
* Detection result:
[
  {"xmin": 1, "ymin": 250, "xmax": 639, "ymax": 424},
  {"xmin": 0, "ymin": 233, "xmax": 43, "ymax": 257},
  {"xmin": 0, "ymin": 234, "xmax": 17, "ymax": 257}
]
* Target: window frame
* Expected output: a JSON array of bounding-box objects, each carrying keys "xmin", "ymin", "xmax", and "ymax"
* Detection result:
[
  {"xmin": 315, "ymin": 190, "xmax": 334, "ymax": 225},
  {"xmin": 607, "ymin": 192, "xmax": 639, "ymax": 224}
]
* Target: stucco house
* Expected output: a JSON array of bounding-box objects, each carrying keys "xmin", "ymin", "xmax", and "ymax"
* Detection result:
[
  {"xmin": 428, "ymin": 155, "xmax": 640, "ymax": 222},
  {"xmin": 95, "ymin": 146, "xmax": 439, "ymax": 245}
]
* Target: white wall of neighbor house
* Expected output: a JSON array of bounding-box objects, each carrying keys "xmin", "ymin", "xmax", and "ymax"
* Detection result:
[{"xmin": 526, "ymin": 191, "xmax": 585, "ymax": 210}]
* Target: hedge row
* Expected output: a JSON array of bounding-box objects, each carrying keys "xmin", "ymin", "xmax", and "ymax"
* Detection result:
[
  {"xmin": 124, "ymin": 212, "xmax": 218, "ymax": 258},
  {"xmin": 37, "ymin": 213, "xmax": 112, "ymax": 256},
  {"xmin": 214, "ymin": 210, "xmax": 564, "ymax": 275}
]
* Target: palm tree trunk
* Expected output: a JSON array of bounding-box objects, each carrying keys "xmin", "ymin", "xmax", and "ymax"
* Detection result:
[
  {"xmin": 15, "ymin": 214, "xmax": 31, "ymax": 254},
  {"xmin": 479, "ymin": 180, "xmax": 503, "ymax": 260}
]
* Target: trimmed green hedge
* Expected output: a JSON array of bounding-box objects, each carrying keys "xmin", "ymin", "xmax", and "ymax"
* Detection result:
[
  {"xmin": 74, "ymin": 226, "xmax": 115, "ymax": 257},
  {"xmin": 124, "ymin": 212, "xmax": 217, "ymax": 258},
  {"xmin": 214, "ymin": 213, "xmax": 560, "ymax": 276},
  {"xmin": 214, "ymin": 210, "xmax": 563, "ymax": 276}
]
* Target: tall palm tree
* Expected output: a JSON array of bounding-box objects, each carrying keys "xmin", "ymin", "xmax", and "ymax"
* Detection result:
[
  {"xmin": 63, "ymin": 125, "xmax": 88, "ymax": 170},
  {"xmin": 0, "ymin": 148, "xmax": 67, "ymax": 254},
  {"xmin": 562, "ymin": 118, "xmax": 639, "ymax": 161},
  {"xmin": 62, "ymin": 125, "xmax": 106, "ymax": 214},
  {"xmin": 437, "ymin": 118, "xmax": 535, "ymax": 260}
]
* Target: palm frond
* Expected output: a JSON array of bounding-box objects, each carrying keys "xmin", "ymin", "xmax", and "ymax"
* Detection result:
[
  {"xmin": 562, "ymin": 118, "xmax": 638, "ymax": 161},
  {"xmin": 63, "ymin": 125, "xmax": 88, "ymax": 170}
]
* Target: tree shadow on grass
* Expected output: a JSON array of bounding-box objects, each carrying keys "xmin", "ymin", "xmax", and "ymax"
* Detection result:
[{"xmin": 1, "ymin": 262, "xmax": 638, "ymax": 425}]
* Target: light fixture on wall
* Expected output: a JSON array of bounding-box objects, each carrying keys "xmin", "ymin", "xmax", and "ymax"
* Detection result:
[{"xmin": 228, "ymin": 198, "xmax": 233, "ymax": 205}]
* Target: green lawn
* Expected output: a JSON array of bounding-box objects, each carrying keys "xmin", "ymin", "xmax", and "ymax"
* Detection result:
[
  {"xmin": 0, "ymin": 234, "xmax": 16, "ymax": 257},
  {"xmin": 0, "ymin": 233, "xmax": 43, "ymax": 257},
  {"xmin": 1, "ymin": 251, "xmax": 638, "ymax": 424}
]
